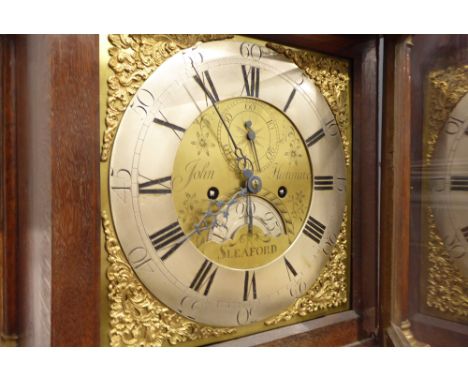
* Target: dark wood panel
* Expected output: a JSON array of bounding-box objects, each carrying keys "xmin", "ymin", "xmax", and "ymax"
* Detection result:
[
  {"xmin": 261, "ymin": 313, "xmax": 359, "ymax": 347},
  {"xmin": 1, "ymin": 35, "xmax": 18, "ymax": 344},
  {"xmin": 391, "ymin": 37, "xmax": 413, "ymax": 325},
  {"xmin": 212, "ymin": 311, "xmax": 362, "ymax": 347},
  {"xmin": 48, "ymin": 35, "xmax": 100, "ymax": 346},
  {"xmin": 379, "ymin": 36, "xmax": 420, "ymax": 346},
  {"xmin": 350, "ymin": 38, "xmax": 379, "ymax": 337},
  {"xmin": 379, "ymin": 35, "xmax": 398, "ymax": 343}
]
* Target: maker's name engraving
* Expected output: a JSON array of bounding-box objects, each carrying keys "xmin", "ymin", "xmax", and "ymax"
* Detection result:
[
  {"xmin": 174, "ymin": 159, "xmax": 215, "ymax": 189},
  {"xmin": 273, "ymin": 165, "xmax": 310, "ymax": 181}
]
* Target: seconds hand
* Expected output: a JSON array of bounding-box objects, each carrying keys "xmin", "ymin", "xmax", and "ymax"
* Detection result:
[
  {"xmin": 191, "ymin": 62, "xmax": 252, "ymax": 170},
  {"xmin": 244, "ymin": 121, "xmax": 262, "ymax": 172}
]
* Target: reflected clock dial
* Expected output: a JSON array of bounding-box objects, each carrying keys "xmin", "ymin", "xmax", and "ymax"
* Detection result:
[{"xmin": 430, "ymin": 92, "xmax": 468, "ymax": 279}]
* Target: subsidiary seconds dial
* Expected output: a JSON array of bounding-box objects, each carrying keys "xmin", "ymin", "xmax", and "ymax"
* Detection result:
[{"xmin": 217, "ymin": 97, "xmax": 280, "ymax": 171}]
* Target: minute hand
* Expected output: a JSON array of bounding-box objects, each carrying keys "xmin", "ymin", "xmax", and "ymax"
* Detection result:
[
  {"xmin": 191, "ymin": 64, "xmax": 250, "ymax": 166},
  {"xmin": 244, "ymin": 122, "xmax": 261, "ymax": 171}
]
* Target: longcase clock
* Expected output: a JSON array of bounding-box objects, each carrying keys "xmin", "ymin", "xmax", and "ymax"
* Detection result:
[{"xmin": 0, "ymin": 34, "xmax": 379, "ymax": 347}]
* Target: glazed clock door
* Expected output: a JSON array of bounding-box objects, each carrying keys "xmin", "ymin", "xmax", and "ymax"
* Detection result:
[
  {"xmin": 107, "ymin": 39, "xmax": 346, "ymax": 327},
  {"xmin": 383, "ymin": 34, "xmax": 468, "ymax": 346}
]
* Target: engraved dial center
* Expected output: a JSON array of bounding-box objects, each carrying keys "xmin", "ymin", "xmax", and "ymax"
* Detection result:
[{"xmin": 171, "ymin": 97, "xmax": 313, "ymax": 270}]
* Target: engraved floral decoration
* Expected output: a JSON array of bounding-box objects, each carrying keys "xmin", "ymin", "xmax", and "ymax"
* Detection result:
[
  {"xmin": 102, "ymin": 35, "xmax": 352, "ymax": 346},
  {"xmin": 284, "ymin": 133, "xmax": 304, "ymax": 167},
  {"xmin": 290, "ymin": 190, "xmax": 306, "ymax": 220},
  {"xmin": 190, "ymin": 118, "xmax": 216, "ymax": 157},
  {"xmin": 177, "ymin": 192, "xmax": 199, "ymax": 224},
  {"xmin": 424, "ymin": 64, "xmax": 468, "ymax": 320},
  {"xmin": 176, "ymin": 192, "xmax": 209, "ymax": 248}
]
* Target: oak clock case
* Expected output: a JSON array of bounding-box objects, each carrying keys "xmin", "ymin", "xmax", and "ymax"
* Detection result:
[{"xmin": 100, "ymin": 35, "xmax": 352, "ymax": 346}]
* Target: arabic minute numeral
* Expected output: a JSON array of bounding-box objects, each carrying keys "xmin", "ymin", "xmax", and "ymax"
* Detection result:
[{"xmin": 130, "ymin": 88, "xmax": 155, "ymax": 118}]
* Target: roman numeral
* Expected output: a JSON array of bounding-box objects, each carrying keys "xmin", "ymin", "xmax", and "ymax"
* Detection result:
[
  {"xmin": 284, "ymin": 258, "xmax": 298, "ymax": 278},
  {"xmin": 305, "ymin": 128, "xmax": 325, "ymax": 147},
  {"xmin": 314, "ymin": 176, "xmax": 334, "ymax": 190},
  {"xmin": 243, "ymin": 271, "xmax": 257, "ymax": 301},
  {"xmin": 241, "ymin": 65, "xmax": 260, "ymax": 98},
  {"xmin": 203, "ymin": 71, "xmax": 219, "ymax": 102},
  {"xmin": 149, "ymin": 222, "xmax": 186, "ymax": 261},
  {"xmin": 461, "ymin": 226, "xmax": 468, "ymax": 242},
  {"xmin": 153, "ymin": 118, "xmax": 186, "ymax": 133},
  {"xmin": 138, "ymin": 176, "xmax": 171, "ymax": 195},
  {"xmin": 189, "ymin": 260, "xmax": 218, "ymax": 296},
  {"xmin": 450, "ymin": 176, "xmax": 468, "ymax": 191},
  {"xmin": 303, "ymin": 216, "xmax": 326, "ymax": 244},
  {"xmin": 193, "ymin": 70, "xmax": 220, "ymax": 104},
  {"xmin": 283, "ymin": 88, "xmax": 296, "ymax": 112}
]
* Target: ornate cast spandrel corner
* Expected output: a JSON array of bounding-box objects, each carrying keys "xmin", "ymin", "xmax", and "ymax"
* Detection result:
[
  {"xmin": 425, "ymin": 209, "xmax": 468, "ymax": 319},
  {"xmin": 424, "ymin": 64, "xmax": 468, "ymax": 321},
  {"xmin": 424, "ymin": 65, "xmax": 468, "ymax": 166},
  {"xmin": 266, "ymin": 42, "xmax": 352, "ymax": 168},
  {"xmin": 100, "ymin": 34, "xmax": 232, "ymax": 163}
]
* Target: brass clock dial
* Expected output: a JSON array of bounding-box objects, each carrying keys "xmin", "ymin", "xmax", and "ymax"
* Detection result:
[
  {"xmin": 430, "ymin": 92, "xmax": 468, "ymax": 279},
  {"xmin": 172, "ymin": 96, "xmax": 310, "ymax": 270},
  {"xmin": 109, "ymin": 40, "xmax": 347, "ymax": 327}
]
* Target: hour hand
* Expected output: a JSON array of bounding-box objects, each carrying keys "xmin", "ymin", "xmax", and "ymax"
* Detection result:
[{"xmin": 247, "ymin": 193, "xmax": 253, "ymax": 234}]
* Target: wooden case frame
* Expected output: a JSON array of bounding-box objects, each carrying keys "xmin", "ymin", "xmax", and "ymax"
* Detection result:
[{"xmin": 1, "ymin": 34, "xmax": 379, "ymax": 346}]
